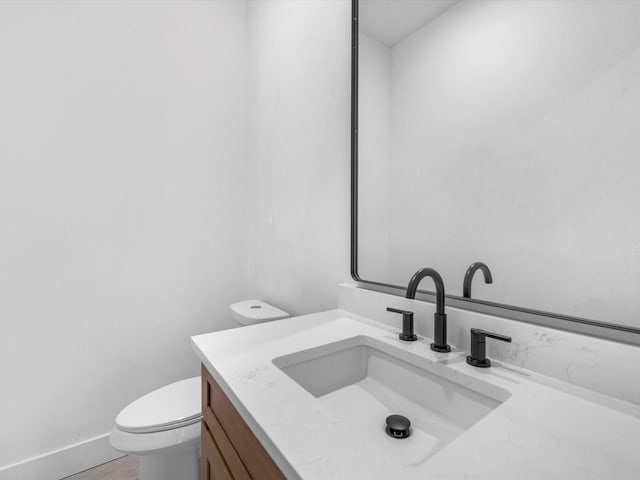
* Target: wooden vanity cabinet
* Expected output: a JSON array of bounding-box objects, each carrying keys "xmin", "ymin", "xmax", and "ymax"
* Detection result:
[{"xmin": 201, "ymin": 365, "xmax": 286, "ymax": 480}]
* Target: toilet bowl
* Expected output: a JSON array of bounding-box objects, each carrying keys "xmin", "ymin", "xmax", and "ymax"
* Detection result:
[{"xmin": 109, "ymin": 300, "xmax": 289, "ymax": 480}]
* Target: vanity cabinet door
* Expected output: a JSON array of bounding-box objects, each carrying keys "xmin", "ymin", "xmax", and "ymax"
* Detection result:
[
  {"xmin": 201, "ymin": 422, "xmax": 233, "ymax": 480},
  {"xmin": 203, "ymin": 399, "xmax": 251, "ymax": 480},
  {"xmin": 202, "ymin": 364, "xmax": 285, "ymax": 480}
]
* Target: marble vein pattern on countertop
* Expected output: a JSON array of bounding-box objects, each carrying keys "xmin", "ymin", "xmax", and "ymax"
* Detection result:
[{"xmin": 191, "ymin": 310, "xmax": 640, "ymax": 480}]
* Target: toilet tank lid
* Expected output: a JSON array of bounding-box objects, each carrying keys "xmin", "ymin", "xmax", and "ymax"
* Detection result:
[
  {"xmin": 230, "ymin": 299, "xmax": 289, "ymax": 325},
  {"xmin": 115, "ymin": 377, "xmax": 201, "ymax": 434}
]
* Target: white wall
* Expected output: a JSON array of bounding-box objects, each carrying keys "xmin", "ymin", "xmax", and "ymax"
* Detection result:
[
  {"xmin": 0, "ymin": 0, "xmax": 353, "ymax": 474},
  {"xmin": 360, "ymin": 0, "xmax": 640, "ymax": 326},
  {"xmin": 245, "ymin": 0, "xmax": 351, "ymax": 316},
  {"xmin": 0, "ymin": 0, "xmax": 249, "ymax": 473}
]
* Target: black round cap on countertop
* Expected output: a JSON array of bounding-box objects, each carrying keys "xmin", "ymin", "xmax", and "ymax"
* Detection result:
[{"xmin": 385, "ymin": 414, "xmax": 411, "ymax": 439}]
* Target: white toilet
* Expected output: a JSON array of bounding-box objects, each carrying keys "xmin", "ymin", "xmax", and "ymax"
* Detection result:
[{"xmin": 109, "ymin": 300, "xmax": 289, "ymax": 480}]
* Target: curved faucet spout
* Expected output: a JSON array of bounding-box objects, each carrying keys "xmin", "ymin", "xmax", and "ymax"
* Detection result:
[
  {"xmin": 405, "ymin": 267, "xmax": 450, "ymax": 352},
  {"xmin": 463, "ymin": 262, "xmax": 493, "ymax": 298},
  {"xmin": 405, "ymin": 267, "xmax": 445, "ymax": 314}
]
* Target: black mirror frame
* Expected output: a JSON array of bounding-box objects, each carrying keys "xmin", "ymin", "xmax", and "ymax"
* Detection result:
[{"xmin": 349, "ymin": 0, "xmax": 640, "ymax": 346}]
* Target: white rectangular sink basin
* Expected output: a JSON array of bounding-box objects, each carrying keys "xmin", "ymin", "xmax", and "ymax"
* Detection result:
[{"xmin": 273, "ymin": 335, "xmax": 511, "ymax": 465}]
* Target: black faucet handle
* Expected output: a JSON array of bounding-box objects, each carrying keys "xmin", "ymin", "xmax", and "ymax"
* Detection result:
[
  {"xmin": 386, "ymin": 307, "xmax": 418, "ymax": 342},
  {"xmin": 475, "ymin": 329, "xmax": 511, "ymax": 343},
  {"xmin": 466, "ymin": 328, "xmax": 511, "ymax": 368}
]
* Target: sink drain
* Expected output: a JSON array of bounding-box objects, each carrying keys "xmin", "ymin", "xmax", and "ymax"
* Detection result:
[{"xmin": 385, "ymin": 414, "xmax": 411, "ymax": 439}]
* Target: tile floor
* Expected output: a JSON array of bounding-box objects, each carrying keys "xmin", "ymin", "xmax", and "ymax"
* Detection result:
[{"xmin": 63, "ymin": 456, "xmax": 138, "ymax": 480}]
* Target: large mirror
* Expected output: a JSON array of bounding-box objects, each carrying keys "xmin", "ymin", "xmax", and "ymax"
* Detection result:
[{"xmin": 353, "ymin": 0, "xmax": 640, "ymax": 339}]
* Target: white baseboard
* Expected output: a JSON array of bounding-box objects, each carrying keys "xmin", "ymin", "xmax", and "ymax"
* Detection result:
[{"xmin": 0, "ymin": 433, "xmax": 123, "ymax": 480}]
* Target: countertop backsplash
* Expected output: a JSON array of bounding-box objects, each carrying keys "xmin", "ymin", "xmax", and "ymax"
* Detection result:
[{"xmin": 338, "ymin": 283, "xmax": 640, "ymax": 405}]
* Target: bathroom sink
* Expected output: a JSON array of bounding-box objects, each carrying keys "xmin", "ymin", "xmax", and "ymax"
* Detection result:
[{"xmin": 273, "ymin": 336, "xmax": 511, "ymax": 465}]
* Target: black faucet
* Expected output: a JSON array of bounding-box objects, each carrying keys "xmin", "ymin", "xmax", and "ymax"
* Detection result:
[
  {"xmin": 405, "ymin": 268, "xmax": 450, "ymax": 352},
  {"xmin": 462, "ymin": 262, "xmax": 493, "ymax": 298}
]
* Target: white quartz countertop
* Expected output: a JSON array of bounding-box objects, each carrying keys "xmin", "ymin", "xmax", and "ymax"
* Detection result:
[{"xmin": 191, "ymin": 310, "xmax": 640, "ymax": 479}]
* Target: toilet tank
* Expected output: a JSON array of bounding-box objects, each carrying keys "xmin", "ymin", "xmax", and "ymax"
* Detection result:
[{"xmin": 229, "ymin": 299, "xmax": 289, "ymax": 326}]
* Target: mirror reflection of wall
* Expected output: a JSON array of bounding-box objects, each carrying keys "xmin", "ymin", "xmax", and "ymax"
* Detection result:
[{"xmin": 358, "ymin": 0, "xmax": 640, "ymax": 328}]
